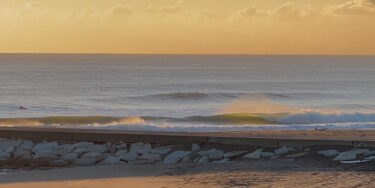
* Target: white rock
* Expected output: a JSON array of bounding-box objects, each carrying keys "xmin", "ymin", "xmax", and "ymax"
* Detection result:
[
  {"xmin": 208, "ymin": 150, "xmax": 224, "ymax": 160},
  {"xmin": 150, "ymin": 148, "xmax": 172, "ymax": 155},
  {"xmin": 49, "ymin": 160, "xmax": 69, "ymax": 167},
  {"xmin": 198, "ymin": 149, "xmax": 216, "ymax": 156},
  {"xmin": 274, "ymin": 146, "xmax": 295, "ymax": 155},
  {"xmin": 5, "ymin": 146, "xmax": 15, "ymax": 153},
  {"xmin": 224, "ymin": 151, "xmax": 247, "ymax": 158},
  {"xmin": 198, "ymin": 156, "xmax": 209, "ymax": 163},
  {"xmin": 261, "ymin": 152, "xmax": 276, "ymax": 158},
  {"xmin": 365, "ymin": 155, "xmax": 375, "ymax": 160},
  {"xmin": 192, "ymin": 143, "xmax": 200, "ymax": 151},
  {"xmin": 212, "ymin": 158, "xmax": 229, "ymax": 164},
  {"xmin": 74, "ymin": 148, "xmax": 86, "ymax": 155},
  {"xmin": 181, "ymin": 155, "xmax": 190, "ymax": 163},
  {"xmin": 81, "ymin": 152, "xmax": 105, "ymax": 162},
  {"xmin": 33, "ymin": 152, "xmax": 58, "ymax": 160},
  {"xmin": 84, "ymin": 144, "xmax": 107, "ymax": 153},
  {"xmin": 73, "ymin": 157, "xmax": 97, "ymax": 166},
  {"xmin": 144, "ymin": 143, "xmax": 152, "ymax": 150},
  {"xmin": 51, "ymin": 145, "xmax": 75, "ymax": 156},
  {"xmin": 352, "ymin": 149, "xmax": 372, "ymax": 156},
  {"xmin": 13, "ymin": 148, "xmax": 32, "ymax": 159},
  {"xmin": 105, "ymin": 142, "xmax": 112, "ymax": 150},
  {"xmin": 164, "ymin": 150, "xmax": 191, "ymax": 163},
  {"xmin": 72, "ymin": 142, "xmax": 94, "ymax": 149},
  {"xmin": 139, "ymin": 153, "xmax": 161, "ymax": 161},
  {"xmin": 317, "ymin": 150, "xmax": 339, "ymax": 157},
  {"xmin": 116, "ymin": 150, "xmax": 138, "ymax": 161},
  {"xmin": 193, "ymin": 157, "xmax": 200, "ymax": 163},
  {"xmin": 60, "ymin": 153, "xmax": 78, "ymax": 162},
  {"xmin": 116, "ymin": 143, "xmax": 127, "ymax": 150},
  {"xmin": 100, "ymin": 156, "xmax": 121, "ymax": 165},
  {"xmin": 21, "ymin": 140, "xmax": 34, "ymax": 151},
  {"xmin": 0, "ymin": 151, "xmax": 11, "ymax": 161},
  {"xmin": 130, "ymin": 142, "xmax": 144, "ymax": 152},
  {"xmin": 0, "ymin": 139, "xmax": 21, "ymax": 151},
  {"xmin": 244, "ymin": 148, "xmax": 263, "ymax": 159},
  {"xmin": 333, "ymin": 151, "xmax": 357, "ymax": 161},
  {"xmin": 32, "ymin": 142, "xmax": 58, "ymax": 153}
]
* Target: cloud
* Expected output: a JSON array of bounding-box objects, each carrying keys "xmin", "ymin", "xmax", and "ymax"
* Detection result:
[
  {"xmin": 109, "ymin": 6, "xmax": 131, "ymax": 16},
  {"xmin": 272, "ymin": 2, "xmax": 318, "ymax": 21},
  {"xmin": 237, "ymin": 6, "xmax": 267, "ymax": 17},
  {"xmin": 25, "ymin": 2, "xmax": 38, "ymax": 9},
  {"xmin": 333, "ymin": 0, "xmax": 375, "ymax": 15},
  {"xmin": 147, "ymin": 3, "xmax": 182, "ymax": 14}
]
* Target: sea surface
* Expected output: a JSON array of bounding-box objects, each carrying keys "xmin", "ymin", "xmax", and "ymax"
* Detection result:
[{"xmin": 1, "ymin": 54, "xmax": 375, "ymax": 131}]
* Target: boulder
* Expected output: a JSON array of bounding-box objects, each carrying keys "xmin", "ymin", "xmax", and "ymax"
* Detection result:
[
  {"xmin": 244, "ymin": 149, "xmax": 263, "ymax": 159},
  {"xmin": 51, "ymin": 145, "xmax": 75, "ymax": 156},
  {"xmin": 73, "ymin": 157, "xmax": 97, "ymax": 166},
  {"xmin": 212, "ymin": 158, "xmax": 229, "ymax": 164},
  {"xmin": 33, "ymin": 152, "xmax": 58, "ymax": 160},
  {"xmin": 198, "ymin": 149, "xmax": 216, "ymax": 156},
  {"xmin": 49, "ymin": 160, "xmax": 69, "ymax": 167},
  {"xmin": 0, "ymin": 139, "xmax": 21, "ymax": 151},
  {"xmin": 261, "ymin": 152, "xmax": 276, "ymax": 158},
  {"xmin": 164, "ymin": 150, "xmax": 191, "ymax": 163},
  {"xmin": 208, "ymin": 150, "xmax": 224, "ymax": 160},
  {"xmin": 286, "ymin": 152, "xmax": 308, "ymax": 158},
  {"xmin": 139, "ymin": 153, "xmax": 161, "ymax": 161},
  {"xmin": 0, "ymin": 151, "xmax": 11, "ymax": 161},
  {"xmin": 60, "ymin": 153, "xmax": 78, "ymax": 162},
  {"xmin": 5, "ymin": 146, "xmax": 15, "ymax": 153},
  {"xmin": 81, "ymin": 152, "xmax": 105, "ymax": 162},
  {"xmin": 21, "ymin": 140, "xmax": 34, "ymax": 151},
  {"xmin": 130, "ymin": 142, "xmax": 145, "ymax": 153},
  {"xmin": 73, "ymin": 148, "xmax": 86, "ymax": 156},
  {"xmin": 116, "ymin": 150, "xmax": 138, "ymax": 161},
  {"xmin": 181, "ymin": 155, "xmax": 191, "ymax": 163},
  {"xmin": 352, "ymin": 149, "xmax": 374, "ymax": 156},
  {"xmin": 13, "ymin": 148, "xmax": 32, "ymax": 159},
  {"xmin": 274, "ymin": 146, "xmax": 295, "ymax": 155},
  {"xmin": 150, "ymin": 148, "xmax": 172, "ymax": 155},
  {"xmin": 100, "ymin": 156, "xmax": 121, "ymax": 165},
  {"xmin": 84, "ymin": 144, "xmax": 107, "ymax": 153},
  {"xmin": 192, "ymin": 143, "xmax": 200, "ymax": 151},
  {"xmin": 71, "ymin": 142, "xmax": 94, "ymax": 149},
  {"xmin": 224, "ymin": 151, "xmax": 247, "ymax": 158},
  {"xmin": 333, "ymin": 151, "xmax": 357, "ymax": 161},
  {"xmin": 317, "ymin": 150, "xmax": 339, "ymax": 157},
  {"xmin": 32, "ymin": 142, "xmax": 58, "ymax": 153},
  {"xmin": 365, "ymin": 156, "xmax": 375, "ymax": 160},
  {"xmin": 198, "ymin": 156, "xmax": 209, "ymax": 163},
  {"xmin": 116, "ymin": 143, "xmax": 127, "ymax": 150}
]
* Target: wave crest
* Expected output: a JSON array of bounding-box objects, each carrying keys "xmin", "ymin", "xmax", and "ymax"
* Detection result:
[{"xmin": 277, "ymin": 112, "xmax": 375, "ymax": 124}]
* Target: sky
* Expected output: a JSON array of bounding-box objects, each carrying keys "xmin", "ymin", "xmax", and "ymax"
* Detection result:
[{"xmin": 0, "ymin": 0, "xmax": 375, "ymax": 54}]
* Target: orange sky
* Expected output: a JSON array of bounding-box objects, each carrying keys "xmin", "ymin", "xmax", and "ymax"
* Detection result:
[{"xmin": 1, "ymin": 0, "xmax": 375, "ymax": 54}]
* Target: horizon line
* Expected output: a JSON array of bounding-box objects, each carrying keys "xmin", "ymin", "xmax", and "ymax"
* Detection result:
[{"xmin": 0, "ymin": 52, "xmax": 374, "ymax": 56}]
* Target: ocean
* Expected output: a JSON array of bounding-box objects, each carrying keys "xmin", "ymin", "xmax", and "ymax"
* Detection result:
[{"xmin": 1, "ymin": 54, "xmax": 375, "ymax": 131}]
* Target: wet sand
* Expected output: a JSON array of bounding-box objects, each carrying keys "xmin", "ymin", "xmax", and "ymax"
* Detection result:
[{"xmin": 1, "ymin": 159, "xmax": 375, "ymax": 188}]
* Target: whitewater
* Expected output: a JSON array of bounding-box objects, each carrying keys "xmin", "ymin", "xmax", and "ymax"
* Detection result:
[{"xmin": 1, "ymin": 54, "xmax": 375, "ymax": 131}]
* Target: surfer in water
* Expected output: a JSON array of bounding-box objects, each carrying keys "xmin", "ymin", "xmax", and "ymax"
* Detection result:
[{"xmin": 18, "ymin": 106, "xmax": 28, "ymax": 110}]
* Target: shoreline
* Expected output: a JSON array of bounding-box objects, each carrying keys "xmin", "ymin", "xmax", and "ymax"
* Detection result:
[{"xmin": 1, "ymin": 127, "xmax": 375, "ymax": 147}]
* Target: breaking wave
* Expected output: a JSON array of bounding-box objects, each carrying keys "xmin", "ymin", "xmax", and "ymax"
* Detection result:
[
  {"xmin": 277, "ymin": 112, "xmax": 375, "ymax": 124},
  {"xmin": 0, "ymin": 111, "xmax": 375, "ymax": 125}
]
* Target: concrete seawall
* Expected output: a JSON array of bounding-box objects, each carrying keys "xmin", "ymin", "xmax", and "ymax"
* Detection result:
[{"xmin": 1, "ymin": 127, "xmax": 375, "ymax": 148}]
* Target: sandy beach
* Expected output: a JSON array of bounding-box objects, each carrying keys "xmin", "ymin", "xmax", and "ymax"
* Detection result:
[
  {"xmin": 1, "ymin": 128, "xmax": 375, "ymax": 187},
  {"xmin": 1, "ymin": 159, "xmax": 375, "ymax": 188}
]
